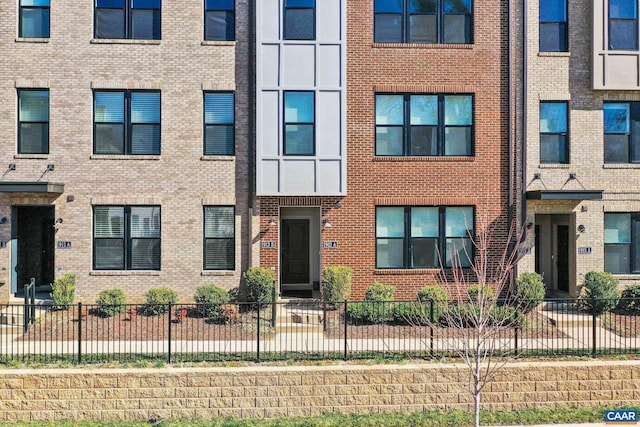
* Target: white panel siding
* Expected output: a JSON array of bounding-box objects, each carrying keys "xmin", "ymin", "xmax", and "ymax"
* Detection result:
[
  {"xmin": 261, "ymin": 0, "xmax": 280, "ymax": 40},
  {"xmin": 318, "ymin": 45, "xmax": 341, "ymax": 88},
  {"xmin": 318, "ymin": 161, "xmax": 342, "ymax": 194},
  {"xmin": 282, "ymin": 161, "xmax": 316, "ymax": 194},
  {"xmin": 261, "ymin": 45, "xmax": 280, "ymax": 87},
  {"xmin": 316, "ymin": 91, "xmax": 341, "ymax": 156},
  {"xmin": 317, "ymin": 0, "xmax": 341, "ymax": 41},
  {"xmin": 261, "ymin": 160, "xmax": 280, "ymax": 194},
  {"xmin": 260, "ymin": 91, "xmax": 280, "ymax": 157},
  {"xmin": 282, "ymin": 45, "xmax": 316, "ymax": 87}
]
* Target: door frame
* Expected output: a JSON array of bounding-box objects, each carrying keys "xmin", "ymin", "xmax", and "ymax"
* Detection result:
[
  {"xmin": 278, "ymin": 206, "xmax": 320, "ymax": 293},
  {"xmin": 552, "ymin": 222, "xmax": 570, "ymax": 292}
]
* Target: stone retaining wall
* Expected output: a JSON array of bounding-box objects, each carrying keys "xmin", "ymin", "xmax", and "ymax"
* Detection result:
[{"xmin": 0, "ymin": 361, "xmax": 639, "ymax": 422}]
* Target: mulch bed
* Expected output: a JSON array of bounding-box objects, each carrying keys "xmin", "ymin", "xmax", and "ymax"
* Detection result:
[{"xmin": 602, "ymin": 312, "xmax": 640, "ymax": 338}]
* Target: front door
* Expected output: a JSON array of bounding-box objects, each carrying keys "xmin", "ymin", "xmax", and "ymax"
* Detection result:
[
  {"xmin": 12, "ymin": 206, "xmax": 55, "ymax": 294},
  {"xmin": 281, "ymin": 219, "xmax": 310, "ymax": 285},
  {"xmin": 555, "ymin": 224, "xmax": 569, "ymax": 292}
]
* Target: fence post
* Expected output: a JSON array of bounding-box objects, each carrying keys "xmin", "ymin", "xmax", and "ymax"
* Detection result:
[
  {"xmin": 429, "ymin": 300, "xmax": 434, "ymax": 356},
  {"xmin": 514, "ymin": 326, "xmax": 519, "ymax": 356},
  {"xmin": 343, "ymin": 301, "xmax": 348, "ymax": 361},
  {"xmin": 257, "ymin": 302, "xmax": 261, "ymax": 363},
  {"xmin": 271, "ymin": 285, "xmax": 277, "ymax": 329},
  {"xmin": 592, "ymin": 297, "xmax": 597, "ymax": 358},
  {"xmin": 77, "ymin": 302, "xmax": 82, "ymax": 364},
  {"xmin": 168, "ymin": 303, "xmax": 172, "ymax": 364},
  {"xmin": 29, "ymin": 278, "xmax": 35, "ymax": 324}
]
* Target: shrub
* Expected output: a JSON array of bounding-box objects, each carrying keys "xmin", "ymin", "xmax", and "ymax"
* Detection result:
[
  {"xmin": 417, "ymin": 285, "xmax": 450, "ymax": 322},
  {"xmin": 618, "ymin": 284, "xmax": 640, "ymax": 314},
  {"xmin": 513, "ymin": 272, "xmax": 546, "ymax": 314},
  {"xmin": 50, "ymin": 273, "xmax": 76, "ymax": 310},
  {"xmin": 322, "ymin": 266, "xmax": 352, "ymax": 302},
  {"xmin": 393, "ymin": 302, "xmax": 431, "ymax": 325},
  {"xmin": 144, "ymin": 287, "xmax": 179, "ymax": 316},
  {"xmin": 347, "ymin": 301, "xmax": 394, "ymax": 324},
  {"xmin": 194, "ymin": 284, "xmax": 230, "ymax": 319},
  {"xmin": 243, "ymin": 267, "xmax": 276, "ymax": 304},
  {"xmin": 220, "ymin": 303, "xmax": 240, "ymax": 324},
  {"xmin": 467, "ymin": 285, "xmax": 494, "ymax": 303},
  {"xmin": 445, "ymin": 303, "xmax": 521, "ymax": 327},
  {"xmin": 578, "ymin": 271, "xmax": 620, "ymax": 315},
  {"xmin": 364, "ymin": 282, "xmax": 396, "ymax": 302},
  {"xmin": 96, "ymin": 288, "xmax": 127, "ymax": 317}
]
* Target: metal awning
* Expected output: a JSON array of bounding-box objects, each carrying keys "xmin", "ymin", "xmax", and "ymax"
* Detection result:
[
  {"xmin": 526, "ymin": 190, "xmax": 603, "ymax": 200},
  {"xmin": 0, "ymin": 182, "xmax": 64, "ymax": 194}
]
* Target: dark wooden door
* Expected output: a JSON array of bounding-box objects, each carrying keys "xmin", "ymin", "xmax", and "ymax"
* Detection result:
[
  {"xmin": 556, "ymin": 225, "xmax": 569, "ymax": 292},
  {"xmin": 281, "ymin": 219, "xmax": 310, "ymax": 284},
  {"xmin": 16, "ymin": 206, "xmax": 55, "ymax": 292}
]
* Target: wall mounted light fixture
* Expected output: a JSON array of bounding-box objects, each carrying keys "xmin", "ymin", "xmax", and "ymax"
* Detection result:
[
  {"xmin": 0, "ymin": 217, "xmax": 7, "ymax": 225},
  {"xmin": 322, "ymin": 218, "xmax": 332, "ymax": 228},
  {"xmin": 53, "ymin": 218, "xmax": 63, "ymax": 229},
  {"xmin": 577, "ymin": 224, "xmax": 587, "ymax": 233},
  {"xmin": 267, "ymin": 217, "xmax": 276, "ymax": 226}
]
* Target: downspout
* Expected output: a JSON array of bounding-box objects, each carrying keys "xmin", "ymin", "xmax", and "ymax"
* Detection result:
[
  {"xmin": 247, "ymin": 0, "xmax": 256, "ymax": 267},
  {"xmin": 521, "ymin": 0, "xmax": 528, "ymax": 232}
]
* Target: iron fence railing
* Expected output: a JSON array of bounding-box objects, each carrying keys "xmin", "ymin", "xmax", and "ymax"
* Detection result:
[{"xmin": 0, "ymin": 298, "xmax": 638, "ymax": 364}]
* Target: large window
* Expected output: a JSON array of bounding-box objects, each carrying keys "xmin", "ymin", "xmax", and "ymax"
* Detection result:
[
  {"xmin": 18, "ymin": 89, "xmax": 49, "ymax": 154},
  {"xmin": 94, "ymin": 90, "xmax": 161, "ymax": 155},
  {"xmin": 204, "ymin": 206, "xmax": 235, "ymax": 270},
  {"xmin": 604, "ymin": 213, "xmax": 640, "ymax": 274},
  {"xmin": 609, "ymin": 0, "xmax": 638, "ymax": 50},
  {"xmin": 376, "ymin": 206, "xmax": 474, "ymax": 269},
  {"xmin": 93, "ymin": 206, "xmax": 161, "ymax": 270},
  {"xmin": 284, "ymin": 0, "xmax": 315, "ymax": 40},
  {"xmin": 539, "ymin": 102, "xmax": 569, "ymax": 163},
  {"xmin": 374, "ymin": 0, "xmax": 473, "ymax": 44},
  {"xmin": 604, "ymin": 102, "xmax": 640, "ymax": 163},
  {"xmin": 284, "ymin": 91, "xmax": 315, "ymax": 155},
  {"xmin": 205, "ymin": 0, "xmax": 235, "ymax": 41},
  {"xmin": 204, "ymin": 92, "xmax": 234, "ymax": 155},
  {"xmin": 94, "ymin": 0, "xmax": 161, "ymax": 40},
  {"xmin": 539, "ymin": 0, "xmax": 567, "ymax": 51},
  {"xmin": 375, "ymin": 93, "xmax": 473, "ymax": 156},
  {"xmin": 19, "ymin": 0, "xmax": 50, "ymax": 38}
]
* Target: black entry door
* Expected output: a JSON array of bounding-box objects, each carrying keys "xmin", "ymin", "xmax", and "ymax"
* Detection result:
[
  {"xmin": 281, "ymin": 219, "xmax": 310, "ymax": 284},
  {"xmin": 556, "ymin": 225, "xmax": 569, "ymax": 292},
  {"xmin": 15, "ymin": 206, "xmax": 55, "ymax": 293}
]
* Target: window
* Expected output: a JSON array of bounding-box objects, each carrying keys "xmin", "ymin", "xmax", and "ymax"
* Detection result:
[
  {"xmin": 604, "ymin": 102, "xmax": 640, "ymax": 163},
  {"xmin": 604, "ymin": 213, "xmax": 640, "ymax": 273},
  {"xmin": 204, "ymin": 206, "xmax": 235, "ymax": 270},
  {"xmin": 205, "ymin": 0, "xmax": 235, "ymax": 41},
  {"xmin": 376, "ymin": 206, "xmax": 473, "ymax": 269},
  {"xmin": 18, "ymin": 89, "xmax": 49, "ymax": 154},
  {"xmin": 609, "ymin": 0, "xmax": 638, "ymax": 50},
  {"xmin": 374, "ymin": 0, "xmax": 473, "ymax": 44},
  {"xmin": 284, "ymin": 0, "xmax": 315, "ymax": 40},
  {"xmin": 94, "ymin": 90, "xmax": 161, "ymax": 155},
  {"xmin": 539, "ymin": 102, "xmax": 568, "ymax": 163},
  {"xmin": 204, "ymin": 92, "xmax": 234, "ymax": 155},
  {"xmin": 539, "ymin": 0, "xmax": 567, "ymax": 51},
  {"xmin": 94, "ymin": 0, "xmax": 161, "ymax": 40},
  {"xmin": 93, "ymin": 206, "xmax": 161, "ymax": 270},
  {"xmin": 375, "ymin": 93, "xmax": 473, "ymax": 156},
  {"xmin": 19, "ymin": 0, "xmax": 50, "ymax": 38},
  {"xmin": 284, "ymin": 91, "xmax": 315, "ymax": 155}
]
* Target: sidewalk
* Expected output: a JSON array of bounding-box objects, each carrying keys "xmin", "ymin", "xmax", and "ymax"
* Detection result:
[{"xmin": 496, "ymin": 424, "xmax": 607, "ymax": 427}]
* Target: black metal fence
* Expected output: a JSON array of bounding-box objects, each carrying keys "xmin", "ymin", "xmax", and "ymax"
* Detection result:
[{"xmin": 0, "ymin": 298, "xmax": 638, "ymax": 364}]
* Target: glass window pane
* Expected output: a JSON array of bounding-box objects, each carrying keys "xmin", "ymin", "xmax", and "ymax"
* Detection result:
[
  {"xmin": 131, "ymin": 92, "xmax": 160, "ymax": 123},
  {"xmin": 133, "ymin": 0, "xmax": 161, "ymax": 8},
  {"xmin": 540, "ymin": 134, "xmax": 567, "ymax": 163},
  {"xmin": 19, "ymin": 123, "xmax": 48, "ymax": 154},
  {"xmin": 130, "ymin": 207, "xmax": 161, "ymax": 238},
  {"xmin": 96, "ymin": 0, "xmax": 124, "ymax": 7},
  {"xmin": 376, "ymin": 126, "xmax": 404, "ymax": 155},
  {"xmin": 206, "ymin": 0, "xmax": 235, "ymax": 9},
  {"xmin": 205, "ymin": 239, "xmax": 234, "ymax": 269},
  {"xmin": 131, "ymin": 9, "xmax": 160, "ymax": 40},
  {"xmin": 285, "ymin": 92, "xmax": 314, "ymax": 123},
  {"xmin": 205, "ymin": 125, "xmax": 234, "ymax": 155},
  {"xmin": 94, "ymin": 207, "xmax": 124, "ymax": 237},
  {"xmin": 375, "ymin": 0, "xmax": 403, "ymax": 12},
  {"xmin": 375, "ymin": 14, "xmax": 403, "ymax": 42},
  {"xmin": 610, "ymin": 0, "xmax": 637, "ymax": 18},
  {"xmin": 95, "ymin": 124, "xmax": 125, "ymax": 154},
  {"xmin": 540, "ymin": 22, "xmax": 567, "ymax": 51},
  {"xmin": 205, "ymin": 207, "xmax": 235, "ymax": 238},
  {"xmin": 410, "ymin": 0, "xmax": 436, "ymax": 13},
  {"xmin": 446, "ymin": 238, "xmax": 472, "ymax": 267},
  {"xmin": 604, "ymin": 103, "xmax": 630, "ymax": 132},
  {"xmin": 410, "ymin": 126, "xmax": 437, "ymax": 155},
  {"xmin": 285, "ymin": 124, "xmax": 314, "ymax": 154},
  {"xmin": 21, "ymin": 0, "xmax": 50, "ymax": 6},
  {"xmin": 376, "ymin": 95, "xmax": 404, "ymax": 125},
  {"xmin": 540, "ymin": 102, "xmax": 568, "ymax": 133},
  {"xmin": 95, "ymin": 92, "xmax": 124, "ymax": 122},
  {"xmin": 410, "ymin": 95, "xmax": 438, "ymax": 125},
  {"xmin": 286, "ymin": 0, "xmax": 315, "ymax": 6},
  {"xmin": 446, "ymin": 207, "xmax": 473, "ymax": 237},
  {"xmin": 19, "ymin": 90, "xmax": 49, "ymax": 122},
  {"xmin": 205, "ymin": 93, "xmax": 234, "ymax": 124},
  {"xmin": 411, "ymin": 207, "xmax": 439, "ymax": 237},
  {"xmin": 631, "ymin": 120, "xmax": 640, "ymax": 161},
  {"xmin": 95, "ymin": 9, "xmax": 125, "ymax": 39},
  {"xmin": 409, "ymin": 14, "xmax": 436, "ymax": 43},
  {"xmin": 131, "ymin": 239, "xmax": 160, "ymax": 270},
  {"xmin": 377, "ymin": 207, "xmax": 405, "ymax": 238},
  {"xmin": 205, "ymin": 11, "xmax": 234, "ymax": 40},
  {"xmin": 285, "ymin": 9, "xmax": 315, "ymax": 40},
  {"xmin": 445, "ymin": 96, "xmax": 472, "ymax": 125},
  {"xmin": 21, "ymin": 8, "xmax": 49, "ymax": 38},
  {"xmin": 605, "ymin": 244, "xmax": 630, "ymax": 273},
  {"xmin": 605, "ymin": 213, "xmax": 631, "ymax": 243},
  {"xmin": 443, "ymin": 14, "xmax": 471, "ymax": 43},
  {"xmin": 540, "ymin": 0, "xmax": 566, "ymax": 21},
  {"xmin": 609, "ymin": 20, "xmax": 638, "ymax": 50},
  {"xmin": 605, "ymin": 134, "xmax": 630, "ymax": 162},
  {"xmin": 411, "ymin": 237, "xmax": 438, "ymax": 268},
  {"xmin": 95, "ymin": 239, "xmax": 125, "ymax": 269},
  {"xmin": 376, "ymin": 239, "xmax": 404, "ymax": 268},
  {"xmin": 131, "ymin": 124, "xmax": 160, "ymax": 154},
  {"xmin": 444, "ymin": 0, "xmax": 472, "ymax": 13},
  {"xmin": 444, "ymin": 127, "xmax": 471, "ymax": 155}
]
